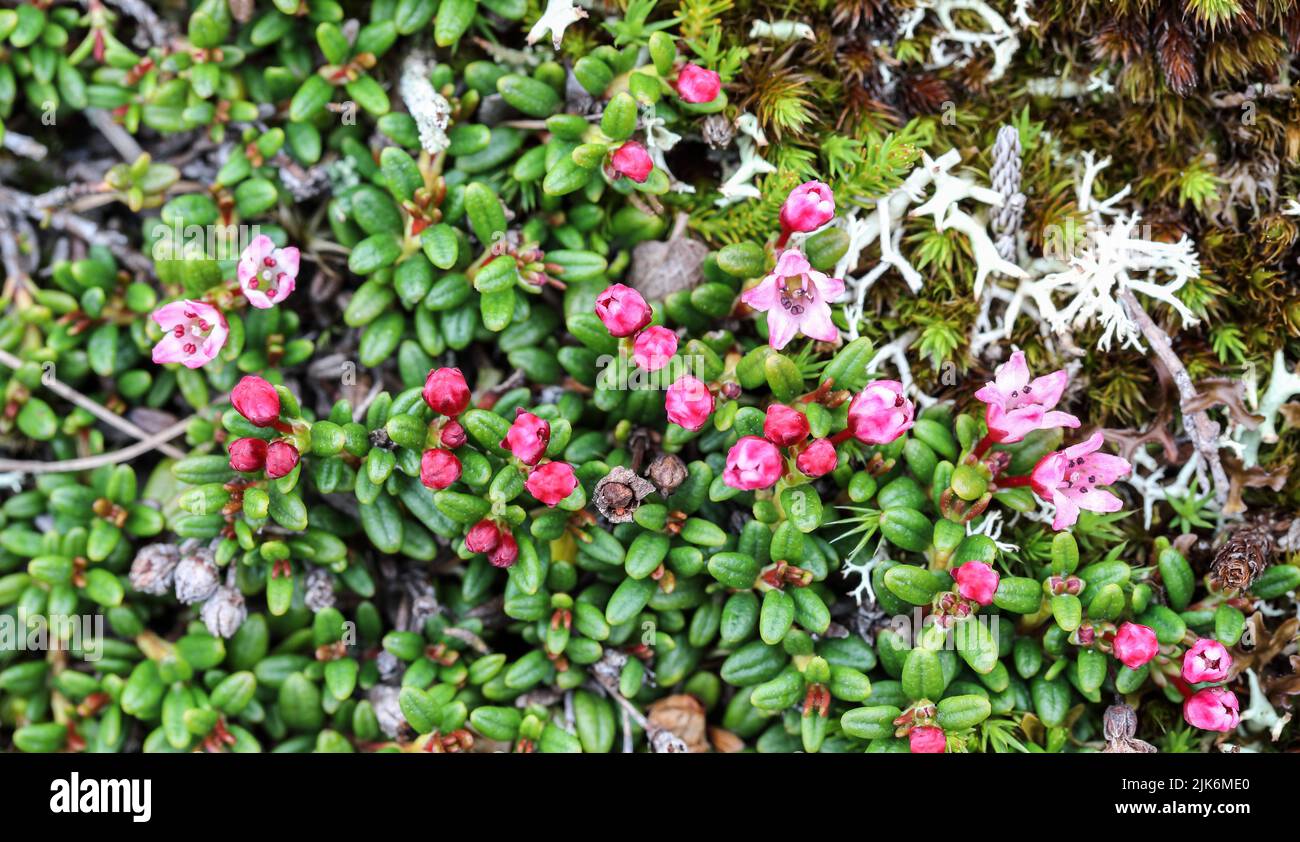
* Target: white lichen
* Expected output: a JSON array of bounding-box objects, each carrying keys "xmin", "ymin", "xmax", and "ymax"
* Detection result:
[
  {"xmin": 714, "ymin": 113, "xmax": 776, "ymax": 207},
  {"xmin": 748, "ymin": 20, "xmax": 815, "ymax": 41},
  {"xmin": 1235, "ymin": 350, "xmax": 1300, "ymax": 467},
  {"xmin": 526, "ymin": 0, "xmax": 589, "ymax": 49},
  {"xmin": 897, "ymin": 0, "xmax": 1020, "ymax": 82},
  {"xmin": 398, "ymin": 53, "xmax": 451, "ymax": 155}
]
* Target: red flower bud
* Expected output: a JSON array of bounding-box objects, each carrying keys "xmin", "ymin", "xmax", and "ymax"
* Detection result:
[
  {"xmin": 675, "ymin": 63, "xmax": 721, "ymax": 104},
  {"xmin": 440, "ymin": 419, "xmax": 467, "ymax": 449},
  {"xmin": 609, "ymin": 142, "xmax": 653, "ymax": 183},
  {"xmin": 501, "ymin": 409, "xmax": 551, "ymax": 466},
  {"xmin": 423, "ymin": 367, "xmax": 471, "ymax": 417},
  {"xmin": 909, "ymin": 726, "xmax": 946, "ymax": 754},
  {"xmin": 465, "ymin": 519, "xmax": 501, "ymax": 555},
  {"xmin": 763, "ymin": 403, "xmax": 810, "ymax": 447},
  {"xmin": 265, "ymin": 440, "xmax": 300, "ymax": 478},
  {"xmin": 420, "ymin": 448, "xmax": 462, "ymax": 490},
  {"xmin": 229, "ymin": 437, "xmax": 268, "ymax": 472},
  {"xmin": 489, "ymin": 529, "xmax": 519, "ymax": 568},
  {"xmin": 525, "ymin": 461, "xmax": 578, "ymax": 507},
  {"xmin": 231, "ymin": 376, "xmax": 281, "ymax": 427},
  {"xmin": 795, "ymin": 438, "xmax": 837, "ymax": 477}
]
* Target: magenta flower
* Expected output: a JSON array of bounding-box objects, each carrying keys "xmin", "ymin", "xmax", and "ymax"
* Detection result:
[
  {"xmin": 228, "ymin": 438, "xmax": 268, "ymax": 473},
  {"xmin": 490, "ymin": 530, "xmax": 519, "ymax": 568},
  {"xmin": 423, "ymin": 367, "xmax": 471, "ymax": 416},
  {"xmin": 501, "ymin": 409, "xmax": 551, "ymax": 466},
  {"xmin": 230, "ymin": 375, "xmax": 281, "ymax": 427},
  {"xmin": 526, "ymin": 461, "xmax": 578, "ymax": 507},
  {"xmin": 796, "ymin": 438, "xmax": 837, "ymax": 478},
  {"xmin": 955, "ymin": 561, "xmax": 1000, "ymax": 606},
  {"xmin": 1183, "ymin": 639, "xmax": 1233, "ymax": 684},
  {"xmin": 723, "ymin": 436, "xmax": 784, "ymax": 491},
  {"xmin": 151, "ymin": 300, "xmax": 228, "ymax": 369},
  {"xmin": 594, "ymin": 283, "xmax": 652, "ymax": 338},
  {"xmin": 974, "ymin": 350, "xmax": 1080, "ymax": 444},
  {"xmin": 265, "ymin": 440, "xmax": 300, "ymax": 479},
  {"xmin": 610, "ymin": 141, "xmax": 653, "ymax": 183},
  {"xmin": 665, "ymin": 375, "xmax": 714, "ymax": 432},
  {"xmin": 675, "ymin": 63, "xmax": 721, "ymax": 104},
  {"xmin": 846, "ymin": 380, "xmax": 914, "ymax": 445},
  {"xmin": 420, "ymin": 448, "xmax": 462, "ymax": 490},
  {"xmin": 780, "ymin": 181, "xmax": 836, "ymax": 235},
  {"xmin": 909, "ymin": 726, "xmax": 946, "ymax": 754},
  {"xmin": 236, "ymin": 234, "xmax": 299, "ymax": 309},
  {"xmin": 1183, "ymin": 687, "xmax": 1240, "ymax": 732},
  {"xmin": 740, "ymin": 249, "xmax": 844, "ymax": 351},
  {"xmin": 763, "ymin": 404, "xmax": 810, "ymax": 447},
  {"xmin": 1030, "ymin": 432, "xmax": 1131, "ymax": 530},
  {"xmin": 1112, "ymin": 622, "xmax": 1159, "ymax": 670},
  {"xmin": 633, "ymin": 326, "xmax": 677, "ymax": 372},
  {"xmin": 465, "ymin": 519, "xmax": 501, "ymax": 555}
]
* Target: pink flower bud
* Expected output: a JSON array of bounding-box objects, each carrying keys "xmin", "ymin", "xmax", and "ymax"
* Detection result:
[
  {"xmin": 795, "ymin": 438, "xmax": 837, "ymax": 477},
  {"xmin": 723, "ymin": 436, "xmax": 784, "ymax": 491},
  {"xmin": 265, "ymin": 440, "xmax": 300, "ymax": 479},
  {"xmin": 954, "ymin": 561, "xmax": 1000, "ymax": 606},
  {"xmin": 675, "ymin": 63, "xmax": 721, "ymax": 103},
  {"xmin": 420, "ymin": 448, "xmax": 462, "ymax": 490},
  {"xmin": 501, "ymin": 409, "xmax": 551, "ymax": 466},
  {"xmin": 909, "ymin": 726, "xmax": 946, "ymax": 754},
  {"xmin": 490, "ymin": 530, "xmax": 519, "ymax": 568},
  {"xmin": 1182, "ymin": 638, "xmax": 1233, "ymax": 684},
  {"xmin": 779, "ymin": 181, "xmax": 836, "ymax": 234},
  {"xmin": 610, "ymin": 141, "xmax": 653, "ymax": 183},
  {"xmin": 440, "ymin": 420, "xmax": 467, "ymax": 449},
  {"xmin": 632, "ymin": 326, "xmax": 678, "ymax": 372},
  {"xmin": 594, "ymin": 283, "xmax": 652, "ymax": 338},
  {"xmin": 423, "ymin": 367, "xmax": 471, "ymax": 416},
  {"xmin": 1183, "ymin": 686, "xmax": 1240, "ymax": 732},
  {"xmin": 846, "ymin": 380, "xmax": 914, "ymax": 444},
  {"xmin": 465, "ymin": 519, "xmax": 501, "ymax": 555},
  {"xmin": 231, "ymin": 376, "xmax": 281, "ymax": 427},
  {"xmin": 1112, "ymin": 622, "xmax": 1159, "ymax": 670},
  {"xmin": 763, "ymin": 404, "xmax": 810, "ymax": 447},
  {"xmin": 665, "ymin": 375, "xmax": 714, "ymax": 432},
  {"xmin": 526, "ymin": 461, "xmax": 578, "ymax": 507},
  {"xmin": 228, "ymin": 437, "xmax": 268, "ymax": 472}
]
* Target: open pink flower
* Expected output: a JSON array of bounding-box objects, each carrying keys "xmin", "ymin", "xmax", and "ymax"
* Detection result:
[
  {"xmin": 665, "ymin": 375, "xmax": 714, "ymax": 431},
  {"xmin": 1030, "ymin": 432, "xmax": 1131, "ymax": 530},
  {"xmin": 675, "ymin": 63, "xmax": 721, "ymax": 103},
  {"xmin": 974, "ymin": 350, "xmax": 1080, "ymax": 444},
  {"xmin": 796, "ymin": 438, "xmax": 837, "ymax": 477},
  {"xmin": 1183, "ymin": 687, "xmax": 1240, "ymax": 732},
  {"xmin": 780, "ymin": 182, "xmax": 835, "ymax": 235},
  {"xmin": 909, "ymin": 726, "xmax": 946, "ymax": 754},
  {"xmin": 723, "ymin": 436, "xmax": 784, "ymax": 490},
  {"xmin": 1183, "ymin": 639, "xmax": 1233, "ymax": 684},
  {"xmin": 526, "ymin": 461, "xmax": 578, "ymax": 507},
  {"xmin": 846, "ymin": 380, "xmax": 914, "ymax": 444},
  {"xmin": 955, "ymin": 561, "xmax": 1000, "ymax": 606},
  {"xmin": 610, "ymin": 141, "xmax": 653, "ymax": 183},
  {"xmin": 1112, "ymin": 622, "xmax": 1159, "ymax": 670},
  {"xmin": 501, "ymin": 409, "xmax": 550, "ymax": 466},
  {"xmin": 151, "ymin": 300, "xmax": 228, "ymax": 369},
  {"xmin": 595, "ymin": 283, "xmax": 652, "ymax": 338},
  {"xmin": 740, "ymin": 249, "xmax": 843, "ymax": 351},
  {"xmin": 633, "ymin": 326, "xmax": 677, "ymax": 371},
  {"xmin": 237, "ymin": 234, "xmax": 299, "ymax": 309}
]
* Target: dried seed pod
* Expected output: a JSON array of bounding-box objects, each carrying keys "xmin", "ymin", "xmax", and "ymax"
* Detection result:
[
  {"xmin": 129, "ymin": 543, "xmax": 181, "ymax": 596},
  {"xmin": 201, "ymin": 586, "xmax": 248, "ymax": 638},
  {"xmin": 174, "ymin": 548, "xmax": 220, "ymax": 604},
  {"xmin": 646, "ymin": 453, "xmax": 688, "ymax": 497},
  {"xmin": 594, "ymin": 466, "xmax": 655, "ymax": 522},
  {"xmin": 1211, "ymin": 525, "xmax": 1272, "ymax": 592}
]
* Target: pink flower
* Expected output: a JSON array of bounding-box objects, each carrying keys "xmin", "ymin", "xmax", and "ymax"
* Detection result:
[
  {"xmin": 675, "ymin": 63, "xmax": 721, "ymax": 103},
  {"xmin": 955, "ymin": 561, "xmax": 1000, "ymax": 606},
  {"xmin": 740, "ymin": 250, "xmax": 844, "ymax": 351},
  {"xmin": 1183, "ymin": 639, "xmax": 1233, "ymax": 684},
  {"xmin": 501, "ymin": 409, "xmax": 551, "ymax": 466},
  {"xmin": 665, "ymin": 375, "xmax": 714, "ymax": 431},
  {"xmin": 796, "ymin": 438, "xmax": 837, "ymax": 477},
  {"xmin": 526, "ymin": 461, "xmax": 578, "ymax": 507},
  {"xmin": 633, "ymin": 326, "xmax": 678, "ymax": 371},
  {"xmin": 420, "ymin": 449, "xmax": 462, "ymax": 490},
  {"xmin": 423, "ymin": 367, "xmax": 471, "ymax": 416},
  {"xmin": 230, "ymin": 376, "xmax": 281, "ymax": 427},
  {"xmin": 490, "ymin": 530, "xmax": 519, "ymax": 568},
  {"xmin": 236, "ymin": 234, "xmax": 299, "ymax": 309},
  {"xmin": 974, "ymin": 350, "xmax": 1080, "ymax": 444},
  {"xmin": 465, "ymin": 520, "xmax": 501, "ymax": 555},
  {"xmin": 847, "ymin": 380, "xmax": 914, "ymax": 444},
  {"xmin": 1183, "ymin": 687, "xmax": 1240, "ymax": 732},
  {"xmin": 610, "ymin": 141, "xmax": 653, "ymax": 183},
  {"xmin": 764, "ymin": 404, "xmax": 810, "ymax": 447},
  {"xmin": 228, "ymin": 438, "xmax": 268, "ymax": 473},
  {"xmin": 780, "ymin": 182, "xmax": 836, "ymax": 235},
  {"xmin": 265, "ymin": 441, "xmax": 300, "ymax": 479},
  {"xmin": 723, "ymin": 436, "xmax": 784, "ymax": 490},
  {"xmin": 594, "ymin": 283, "xmax": 652, "ymax": 338},
  {"xmin": 1030, "ymin": 432, "xmax": 1131, "ymax": 531},
  {"xmin": 1112, "ymin": 622, "xmax": 1159, "ymax": 670},
  {"xmin": 151, "ymin": 300, "xmax": 228, "ymax": 369},
  {"xmin": 909, "ymin": 726, "xmax": 946, "ymax": 754}
]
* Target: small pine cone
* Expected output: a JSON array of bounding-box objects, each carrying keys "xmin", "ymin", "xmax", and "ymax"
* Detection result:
[
  {"xmin": 646, "ymin": 453, "xmax": 688, "ymax": 497},
  {"xmin": 594, "ymin": 466, "xmax": 655, "ymax": 523},
  {"xmin": 129, "ymin": 543, "xmax": 180, "ymax": 596},
  {"xmin": 174, "ymin": 548, "xmax": 220, "ymax": 604},
  {"xmin": 701, "ymin": 113, "xmax": 735, "ymax": 149},
  {"xmin": 1211, "ymin": 525, "xmax": 1272, "ymax": 593},
  {"xmin": 201, "ymin": 586, "xmax": 247, "ymax": 638},
  {"xmin": 304, "ymin": 568, "xmax": 336, "ymax": 613}
]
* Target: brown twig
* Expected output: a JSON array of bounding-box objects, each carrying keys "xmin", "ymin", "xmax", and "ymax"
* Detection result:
[{"xmin": 0, "ymin": 414, "xmax": 194, "ymax": 474}]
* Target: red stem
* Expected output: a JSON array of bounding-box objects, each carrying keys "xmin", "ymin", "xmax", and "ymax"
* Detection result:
[
  {"xmin": 996, "ymin": 474, "xmax": 1032, "ymax": 488},
  {"xmin": 829, "ymin": 428, "xmax": 854, "ymax": 446},
  {"xmin": 972, "ymin": 434, "xmax": 996, "ymax": 460}
]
